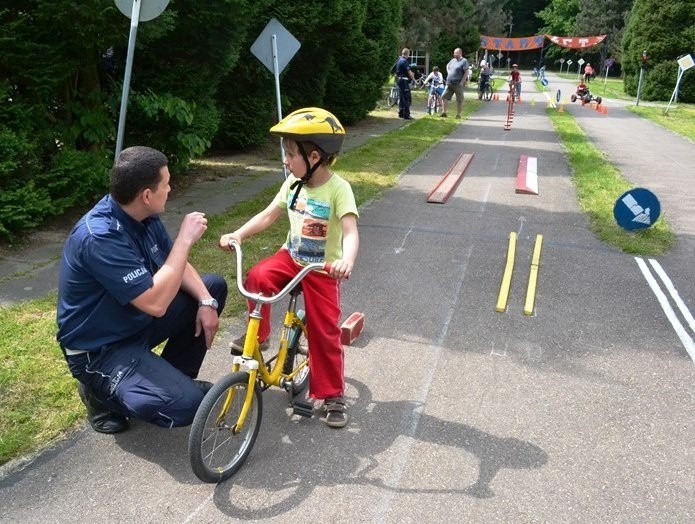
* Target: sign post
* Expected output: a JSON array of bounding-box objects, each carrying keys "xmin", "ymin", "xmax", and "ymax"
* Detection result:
[
  {"xmin": 577, "ymin": 58, "xmax": 585, "ymax": 80},
  {"xmin": 636, "ymin": 51, "xmax": 648, "ymax": 106},
  {"xmin": 603, "ymin": 58, "xmax": 615, "ymax": 87},
  {"xmin": 113, "ymin": 0, "xmax": 170, "ymax": 162},
  {"xmin": 251, "ymin": 18, "xmax": 301, "ymax": 177},
  {"xmin": 665, "ymin": 53, "xmax": 694, "ymax": 114},
  {"xmin": 559, "ymin": 58, "xmax": 565, "ymax": 74},
  {"xmin": 566, "ymin": 59, "xmax": 573, "ymax": 76}
]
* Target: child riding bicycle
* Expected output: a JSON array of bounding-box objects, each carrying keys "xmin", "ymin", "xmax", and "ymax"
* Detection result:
[
  {"xmin": 478, "ymin": 59, "xmax": 492, "ymax": 99},
  {"xmin": 508, "ymin": 63, "xmax": 521, "ymax": 100},
  {"xmin": 219, "ymin": 107, "xmax": 359, "ymax": 428},
  {"xmin": 423, "ymin": 66, "xmax": 445, "ymax": 114}
]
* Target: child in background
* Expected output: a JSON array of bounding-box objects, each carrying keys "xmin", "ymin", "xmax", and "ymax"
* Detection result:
[{"xmin": 219, "ymin": 107, "xmax": 359, "ymax": 428}]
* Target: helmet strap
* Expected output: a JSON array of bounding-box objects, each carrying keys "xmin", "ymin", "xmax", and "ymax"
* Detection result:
[{"xmin": 289, "ymin": 143, "xmax": 324, "ymax": 211}]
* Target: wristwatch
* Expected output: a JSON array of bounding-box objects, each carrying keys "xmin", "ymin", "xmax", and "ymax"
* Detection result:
[{"xmin": 198, "ymin": 298, "xmax": 218, "ymax": 309}]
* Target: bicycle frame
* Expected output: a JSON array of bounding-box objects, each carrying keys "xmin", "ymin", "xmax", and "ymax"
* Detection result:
[{"xmin": 222, "ymin": 240, "xmax": 322, "ymax": 431}]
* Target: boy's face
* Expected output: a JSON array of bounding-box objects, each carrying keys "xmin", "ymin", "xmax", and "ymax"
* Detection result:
[
  {"xmin": 283, "ymin": 140, "xmax": 307, "ymax": 178},
  {"xmin": 283, "ymin": 139, "xmax": 320, "ymax": 179}
]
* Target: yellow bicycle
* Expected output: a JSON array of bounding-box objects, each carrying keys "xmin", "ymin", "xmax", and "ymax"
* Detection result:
[{"xmin": 188, "ymin": 240, "xmax": 327, "ymax": 483}]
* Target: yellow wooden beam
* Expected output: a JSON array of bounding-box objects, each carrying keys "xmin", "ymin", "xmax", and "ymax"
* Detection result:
[
  {"xmin": 495, "ymin": 232, "xmax": 517, "ymax": 313},
  {"xmin": 524, "ymin": 234, "xmax": 543, "ymax": 316}
]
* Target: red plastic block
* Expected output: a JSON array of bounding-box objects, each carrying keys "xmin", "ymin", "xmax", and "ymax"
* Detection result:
[{"xmin": 340, "ymin": 312, "xmax": 365, "ymax": 345}]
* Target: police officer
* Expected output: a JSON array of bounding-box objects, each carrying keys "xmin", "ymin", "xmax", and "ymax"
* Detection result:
[
  {"xmin": 395, "ymin": 48, "xmax": 415, "ymax": 120},
  {"xmin": 56, "ymin": 146, "xmax": 228, "ymax": 433}
]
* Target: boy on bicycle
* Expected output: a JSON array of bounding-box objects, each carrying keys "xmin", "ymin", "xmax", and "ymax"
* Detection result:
[
  {"xmin": 423, "ymin": 66, "xmax": 444, "ymax": 114},
  {"xmin": 219, "ymin": 107, "xmax": 359, "ymax": 428},
  {"xmin": 508, "ymin": 64, "xmax": 521, "ymax": 100},
  {"xmin": 478, "ymin": 60, "xmax": 491, "ymax": 97}
]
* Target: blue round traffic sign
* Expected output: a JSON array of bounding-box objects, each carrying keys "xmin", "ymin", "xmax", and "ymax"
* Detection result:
[
  {"xmin": 556, "ymin": 89, "xmax": 561, "ymax": 102},
  {"xmin": 613, "ymin": 188, "xmax": 661, "ymax": 231},
  {"xmin": 541, "ymin": 78, "xmax": 549, "ymax": 87}
]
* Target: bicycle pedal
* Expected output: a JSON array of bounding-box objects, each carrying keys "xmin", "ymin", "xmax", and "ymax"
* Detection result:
[{"xmin": 291, "ymin": 399, "xmax": 314, "ymax": 418}]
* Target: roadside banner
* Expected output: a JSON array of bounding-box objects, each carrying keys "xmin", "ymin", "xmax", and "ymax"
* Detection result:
[{"xmin": 480, "ymin": 34, "xmax": 606, "ymax": 51}]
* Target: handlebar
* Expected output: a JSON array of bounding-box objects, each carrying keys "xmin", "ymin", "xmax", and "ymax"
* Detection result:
[{"xmin": 227, "ymin": 240, "xmax": 329, "ymax": 305}]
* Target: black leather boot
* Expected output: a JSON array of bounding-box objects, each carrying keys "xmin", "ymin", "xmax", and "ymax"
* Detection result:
[{"xmin": 77, "ymin": 382, "xmax": 129, "ymax": 434}]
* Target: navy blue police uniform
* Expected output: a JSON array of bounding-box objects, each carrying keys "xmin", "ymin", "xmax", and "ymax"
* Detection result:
[
  {"xmin": 395, "ymin": 56, "xmax": 412, "ymax": 119},
  {"xmin": 57, "ymin": 195, "xmax": 227, "ymax": 427}
]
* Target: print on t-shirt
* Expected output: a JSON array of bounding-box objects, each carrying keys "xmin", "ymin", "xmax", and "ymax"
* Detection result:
[{"xmin": 288, "ymin": 193, "xmax": 330, "ymax": 264}]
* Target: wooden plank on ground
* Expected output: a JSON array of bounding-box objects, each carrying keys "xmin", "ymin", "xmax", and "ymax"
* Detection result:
[{"xmin": 426, "ymin": 153, "xmax": 475, "ymax": 203}]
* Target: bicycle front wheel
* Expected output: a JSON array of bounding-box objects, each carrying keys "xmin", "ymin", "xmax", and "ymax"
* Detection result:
[
  {"xmin": 188, "ymin": 372, "xmax": 263, "ymax": 483},
  {"xmin": 483, "ymin": 84, "xmax": 492, "ymax": 101}
]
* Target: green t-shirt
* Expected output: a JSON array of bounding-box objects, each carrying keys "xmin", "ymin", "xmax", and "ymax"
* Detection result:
[{"xmin": 273, "ymin": 173, "xmax": 358, "ymax": 265}]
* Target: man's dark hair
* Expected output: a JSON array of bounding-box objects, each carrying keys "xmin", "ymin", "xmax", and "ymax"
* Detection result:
[{"xmin": 110, "ymin": 146, "xmax": 168, "ymax": 204}]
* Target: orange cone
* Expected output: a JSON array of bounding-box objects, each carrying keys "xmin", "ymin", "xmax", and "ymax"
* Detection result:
[{"xmin": 558, "ymin": 104, "xmax": 564, "ymax": 113}]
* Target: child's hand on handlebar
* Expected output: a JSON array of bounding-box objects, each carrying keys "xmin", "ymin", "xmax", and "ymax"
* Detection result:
[
  {"xmin": 326, "ymin": 259, "xmax": 353, "ymax": 280},
  {"xmin": 219, "ymin": 233, "xmax": 242, "ymax": 251}
]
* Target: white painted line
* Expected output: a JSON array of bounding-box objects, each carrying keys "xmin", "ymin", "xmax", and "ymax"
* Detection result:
[
  {"xmin": 635, "ymin": 257, "xmax": 695, "ymax": 362},
  {"xmin": 372, "ymin": 246, "xmax": 473, "ymax": 522},
  {"xmin": 648, "ymin": 259, "xmax": 695, "ymax": 334}
]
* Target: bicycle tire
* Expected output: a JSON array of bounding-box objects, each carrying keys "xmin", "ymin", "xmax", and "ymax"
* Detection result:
[
  {"xmin": 483, "ymin": 84, "xmax": 492, "ymax": 101},
  {"xmin": 386, "ymin": 87, "xmax": 399, "ymax": 107},
  {"xmin": 188, "ymin": 372, "xmax": 263, "ymax": 483},
  {"xmin": 426, "ymin": 94, "xmax": 435, "ymax": 115},
  {"xmin": 283, "ymin": 309, "xmax": 309, "ymax": 395},
  {"xmin": 434, "ymin": 95, "xmax": 442, "ymax": 114}
]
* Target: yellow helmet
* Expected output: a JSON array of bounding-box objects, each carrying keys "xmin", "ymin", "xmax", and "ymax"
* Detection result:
[{"xmin": 269, "ymin": 107, "xmax": 345, "ymax": 155}]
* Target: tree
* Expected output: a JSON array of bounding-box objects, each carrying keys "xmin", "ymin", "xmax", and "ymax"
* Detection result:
[
  {"xmin": 401, "ymin": 0, "xmax": 479, "ymax": 71},
  {"xmin": 622, "ymin": 0, "xmax": 695, "ymax": 101},
  {"xmin": 575, "ymin": 0, "xmax": 632, "ymax": 73}
]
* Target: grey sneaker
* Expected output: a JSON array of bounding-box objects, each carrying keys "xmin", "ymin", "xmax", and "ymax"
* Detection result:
[
  {"xmin": 230, "ymin": 334, "xmax": 270, "ymax": 356},
  {"xmin": 323, "ymin": 396, "xmax": 348, "ymax": 428}
]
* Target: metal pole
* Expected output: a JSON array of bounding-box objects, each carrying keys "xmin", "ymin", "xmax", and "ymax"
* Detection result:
[
  {"xmin": 636, "ymin": 67, "xmax": 645, "ymax": 106},
  {"xmin": 272, "ymin": 34, "xmax": 288, "ymax": 178},
  {"xmin": 665, "ymin": 68, "xmax": 683, "ymax": 115},
  {"xmin": 115, "ymin": 0, "xmax": 142, "ymax": 162}
]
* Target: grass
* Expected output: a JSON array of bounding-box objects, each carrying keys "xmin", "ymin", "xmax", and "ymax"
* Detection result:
[
  {"xmin": 0, "ymin": 108, "xmax": 472, "ymax": 467},
  {"xmin": 547, "ymin": 107, "xmax": 675, "ymax": 254}
]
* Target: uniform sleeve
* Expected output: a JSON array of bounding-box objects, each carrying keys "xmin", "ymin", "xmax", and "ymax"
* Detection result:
[{"xmin": 83, "ymin": 232, "xmax": 154, "ymax": 306}]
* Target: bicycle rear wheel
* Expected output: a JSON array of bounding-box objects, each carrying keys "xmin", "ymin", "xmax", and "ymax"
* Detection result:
[
  {"xmin": 386, "ymin": 86, "xmax": 399, "ymax": 107},
  {"xmin": 188, "ymin": 372, "xmax": 263, "ymax": 483},
  {"xmin": 283, "ymin": 309, "xmax": 309, "ymax": 395}
]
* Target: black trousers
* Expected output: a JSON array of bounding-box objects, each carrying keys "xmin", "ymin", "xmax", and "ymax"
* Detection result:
[
  {"xmin": 398, "ymin": 77, "xmax": 412, "ymax": 118},
  {"xmin": 64, "ymin": 274, "xmax": 228, "ymax": 427}
]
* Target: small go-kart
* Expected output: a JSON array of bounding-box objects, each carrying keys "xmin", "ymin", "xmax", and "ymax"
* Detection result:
[{"xmin": 570, "ymin": 84, "xmax": 602, "ymax": 105}]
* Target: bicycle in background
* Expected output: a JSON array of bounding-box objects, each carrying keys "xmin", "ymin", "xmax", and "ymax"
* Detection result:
[{"xmin": 386, "ymin": 82, "xmax": 399, "ymax": 107}]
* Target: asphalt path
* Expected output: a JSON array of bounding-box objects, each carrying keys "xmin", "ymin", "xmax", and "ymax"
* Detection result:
[{"xmin": 2, "ymin": 76, "xmax": 694, "ymax": 522}]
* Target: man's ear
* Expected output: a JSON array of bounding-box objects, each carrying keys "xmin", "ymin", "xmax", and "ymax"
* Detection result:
[{"xmin": 140, "ymin": 188, "xmax": 152, "ymax": 206}]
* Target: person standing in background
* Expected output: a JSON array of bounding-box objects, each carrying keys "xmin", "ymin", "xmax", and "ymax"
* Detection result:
[
  {"xmin": 395, "ymin": 48, "xmax": 414, "ymax": 120},
  {"xmin": 441, "ymin": 48, "xmax": 468, "ymax": 119}
]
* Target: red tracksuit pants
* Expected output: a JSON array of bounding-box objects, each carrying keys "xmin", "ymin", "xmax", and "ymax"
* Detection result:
[{"xmin": 244, "ymin": 249, "xmax": 344, "ymax": 400}]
